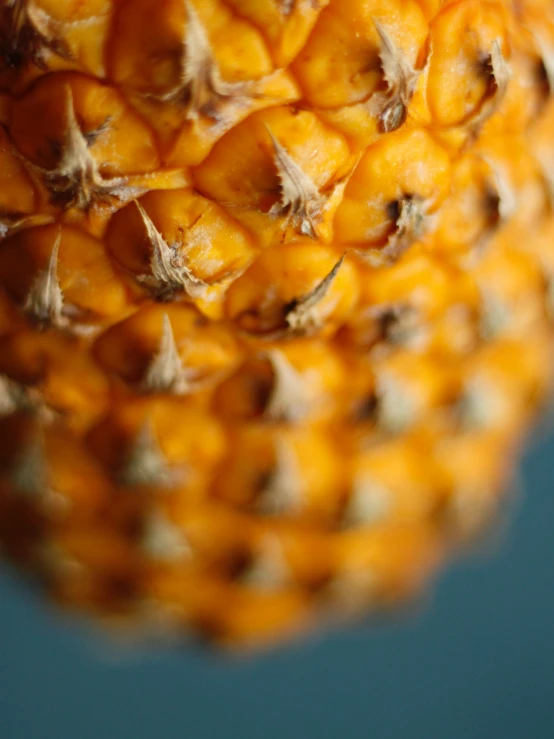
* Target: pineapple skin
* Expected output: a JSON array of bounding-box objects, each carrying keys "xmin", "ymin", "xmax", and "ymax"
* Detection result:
[{"xmin": 0, "ymin": 0, "xmax": 553, "ymax": 649}]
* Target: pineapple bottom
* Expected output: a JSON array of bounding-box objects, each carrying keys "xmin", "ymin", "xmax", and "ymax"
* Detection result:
[{"xmin": 1, "ymin": 261, "xmax": 552, "ymax": 650}]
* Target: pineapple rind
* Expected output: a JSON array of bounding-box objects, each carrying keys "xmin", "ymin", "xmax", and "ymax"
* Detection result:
[{"xmin": 0, "ymin": 0, "xmax": 554, "ymax": 648}]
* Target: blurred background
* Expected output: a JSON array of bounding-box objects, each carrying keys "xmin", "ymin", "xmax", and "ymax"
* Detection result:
[{"xmin": 1, "ymin": 425, "xmax": 553, "ymax": 739}]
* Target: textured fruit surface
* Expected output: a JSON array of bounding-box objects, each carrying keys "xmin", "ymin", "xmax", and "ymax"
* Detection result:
[{"xmin": 0, "ymin": 0, "xmax": 554, "ymax": 650}]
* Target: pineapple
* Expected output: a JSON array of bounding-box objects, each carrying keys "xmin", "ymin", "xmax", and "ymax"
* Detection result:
[{"xmin": 0, "ymin": 0, "xmax": 554, "ymax": 649}]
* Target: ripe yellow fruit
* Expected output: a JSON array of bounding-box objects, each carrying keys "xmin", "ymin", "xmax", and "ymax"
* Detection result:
[{"xmin": 1, "ymin": 0, "xmax": 554, "ymax": 649}]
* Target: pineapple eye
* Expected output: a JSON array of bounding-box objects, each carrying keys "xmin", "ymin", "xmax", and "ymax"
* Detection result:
[{"xmin": 386, "ymin": 199, "xmax": 401, "ymax": 222}]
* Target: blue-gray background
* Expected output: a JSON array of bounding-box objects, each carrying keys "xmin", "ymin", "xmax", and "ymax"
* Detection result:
[{"xmin": 1, "ymin": 427, "xmax": 553, "ymax": 739}]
